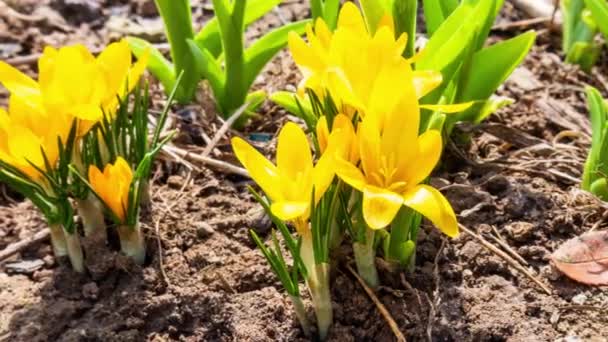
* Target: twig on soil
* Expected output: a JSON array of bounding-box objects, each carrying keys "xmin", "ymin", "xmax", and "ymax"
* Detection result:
[
  {"xmin": 511, "ymin": 0, "xmax": 562, "ymax": 26},
  {"xmin": 0, "ymin": 228, "xmax": 50, "ymax": 263},
  {"xmin": 427, "ymin": 239, "xmax": 445, "ymax": 342},
  {"xmin": 399, "ymin": 274, "xmax": 423, "ymax": 309},
  {"xmin": 491, "ymin": 17, "xmax": 552, "ymax": 31},
  {"xmin": 201, "ymin": 102, "xmax": 249, "ymax": 158},
  {"xmin": 458, "ymin": 223, "xmax": 552, "ymax": 295},
  {"xmin": 154, "ymin": 219, "xmax": 172, "ymax": 288},
  {"xmin": 346, "ymin": 264, "xmax": 406, "ymax": 342},
  {"xmin": 163, "ymin": 145, "xmax": 249, "ymax": 178},
  {"xmin": 489, "ymin": 225, "xmax": 529, "ymax": 266},
  {"xmin": 559, "ymin": 304, "xmax": 607, "ymax": 312},
  {"xmin": 589, "ymin": 209, "xmax": 608, "ymax": 232}
]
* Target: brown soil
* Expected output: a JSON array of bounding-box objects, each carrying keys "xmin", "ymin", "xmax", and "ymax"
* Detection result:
[{"xmin": 2, "ymin": 1, "xmax": 608, "ymax": 341}]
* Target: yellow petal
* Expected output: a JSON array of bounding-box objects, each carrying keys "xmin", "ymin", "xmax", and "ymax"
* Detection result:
[
  {"xmin": 330, "ymin": 113, "xmax": 358, "ymax": 163},
  {"xmin": 0, "ymin": 61, "xmax": 40, "ymax": 98},
  {"xmin": 126, "ymin": 47, "xmax": 149, "ymax": 94},
  {"xmin": 334, "ymin": 157, "xmax": 366, "ymax": 191},
  {"xmin": 271, "ymin": 201, "xmax": 309, "ymax": 221},
  {"xmin": 357, "ymin": 112, "xmax": 381, "ymax": 179},
  {"xmin": 338, "ymin": 2, "xmax": 368, "ymax": 36},
  {"xmin": 402, "ymin": 185, "xmax": 458, "ymax": 237},
  {"xmin": 403, "ymin": 129, "xmax": 442, "ymax": 186},
  {"xmin": 362, "ymin": 185, "xmax": 403, "ymax": 229},
  {"xmin": 231, "ymin": 137, "xmax": 282, "ymax": 202},
  {"xmin": 277, "ymin": 122, "xmax": 313, "ymax": 180},
  {"xmin": 314, "ymin": 18, "xmax": 332, "ymax": 48},
  {"xmin": 96, "ymin": 39, "xmax": 131, "ymax": 98},
  {"xmin": 289, "ymin": 30, "xmax": 323, "ymax": 72},
  {"xmin": 316, "ymin": 115, "xmax": 329, "ymax": 153},
  {"xmin": 420, "ymin": 101, "xmax": 474, "ymax": 113},
  {"xmin": 413, "ymin": 70, "xmax": 442, "ymax": 99},
  {"xmin": 72, "ymin": 103, "xmax": 104, "ymax": 121},
  {"xmin": 312, "ymin": 150, "xmax": 336, "ymax": 203},
  {"xmin": 377, "ymin": 13, "xmax": 395, "ymax": 33}
]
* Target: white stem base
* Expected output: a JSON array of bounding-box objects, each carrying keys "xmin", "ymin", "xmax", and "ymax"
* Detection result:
[
  {"xmin": 64, "ymin": 231, "xmax": 84, "ymax": 273},
  {"xmin": 49, "ymin": 223, "xmax": 68, "ymax": 258},
  {"xmin": 118, "ymin": 224, "xmax": 146, "ymax": 264}
]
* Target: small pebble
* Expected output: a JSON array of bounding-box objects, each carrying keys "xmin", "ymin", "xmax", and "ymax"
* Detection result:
[
  {"xmin": 195, "ymin": 222, "xmax": 215, "ymax": 238},
  {"xmin": 571, "ymin": 293, "xmax": 587, "ymax": 305},
  {"xmin": 43, "ymin": 255, "xmax": 55, "ymax": 267},
  {"xmin": 32, "ymin": 269, "xmax": 53, "ymax": 281},
  {"xmin": 167, "ymin": 175, "xmax": 185, "ymax": 189},
  {"xmin": 82, "ymin": 282, "xmax": 99, "ymax": 300}
]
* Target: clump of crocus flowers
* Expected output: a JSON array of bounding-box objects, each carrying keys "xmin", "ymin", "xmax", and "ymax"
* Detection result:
[
  {"xmin": 234, "ymin": 3, "xmax": 471, "ymax": 340},
  {"xmin": 0, "ymin": 39, "xmax": 172, "ymax": 271}
]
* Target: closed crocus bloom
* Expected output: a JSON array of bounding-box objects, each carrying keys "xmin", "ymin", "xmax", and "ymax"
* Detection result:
[
  {"xmin": 232, "ymin": 122, "xmax": 335, "ymax": 231},
  {"xmin": 334, "ymin": 67, "xmax": 458, "ymax": 237},
  {"xmin": 88, "ymin": 157, "xmax": 133, "ymax": 223}
]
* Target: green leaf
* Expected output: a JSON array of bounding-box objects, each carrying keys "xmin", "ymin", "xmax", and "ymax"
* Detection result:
[
  {"xmin": 213, "ymin": 0, "xmax": 247, "ymax": 116},
  {"xmin": 585, "ymin": 0, "xmax": 608, "ymax": 40},
  {"xmin": 583, "ymin": 86, "xmax": 608, "ymax": 190},
  {"xmin": 474, "ymin": 96, "xmax": 514, "ymax": 123},
  {"xmin": 243, "ymin": 20, "xmax": 309, "ymax": 92},
  {"xmin": 195, "ymin": 0, "xmax": 281, "ymax": 57},
  {"xmin": 563, "ymin": 0, "xmax": 587, "ymax": 52},
  {"xmin": 322, "ymin": 0, "xmax": 340, "ymax": 30},
  {"xmin": 360, "ymin": 0, "xmax": 392, "ymax": 33},
  {"xmin": 417, "ymin": 0, "xmax": 492, "ymax": 77},
  {"xmin": 270, "ymin": 91, "xmax": 307, "ymax": 117},
  {"xmin": 154, "ymin": 0, "xmax": 197, "ymax": 103},
  {"xmin": 457, "ymin": 31, "xmax": 536, "ymax": 102},
  {"xmin": 127, "ymin": 37, "xmax": 175, "ymax": 94},
  {"xmin": 565, "ymin": 41, "xmax": 601, "ymax": 71},
  {"xmin": 423, "ymin": 0, "xmax": 454, "ymax": 35},
  {"xmin": 393, "ymin": 0, "xmax": 417, "ymax": 58},
  {"xmin": 186, "ymin": 39, "xmax": 225, "ymax": 102}
]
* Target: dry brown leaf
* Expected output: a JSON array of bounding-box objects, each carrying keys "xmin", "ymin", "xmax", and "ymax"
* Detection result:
[{"xmin": 551, "ymin": 230, "xmax": 608, "ymax": 285}]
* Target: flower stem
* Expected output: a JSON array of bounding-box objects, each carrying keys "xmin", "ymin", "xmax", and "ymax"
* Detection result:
[
  {"xmin": 64, "ymin": 230, "xmax": 84, "ymax": 273},
  {"xmin": 139, "ymin": 179, "xmax": 152, "ymax": 209},
  {"xmin": 117, "ymin": 223, "xmax": 146, "ymax": 264},
  {"xmin": 310, "ymin": 263, "xmax": 332, "ymax": 341},
  {"xmin": 76, "ymin": 194, "xmax": 106, "ymax": 240},
  {"xmin": 49, "ymin": 223, "xmax": 68, "ymax": 258},
  {"xmin": 289, "ymin": 294, "xmax": 312, "ymax": 337},
  {"xmin": 353, "ymin": 227, "xmax": 379, "ymax": 289},
  {"xmin": 299, "ymin": 229, "xmax": 333, "ymax": 341}
]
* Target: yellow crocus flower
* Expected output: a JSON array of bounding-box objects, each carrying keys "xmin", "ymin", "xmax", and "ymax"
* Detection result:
[
  {"xmin": 88, "ymin": 157, "xmax": 133, "ymax": 223},
  {"xmin": 232, "ymin": 122, "xmax": 335, "ymax": 232},
  {"xmin": 0, "ymin": 39, "xmax": 148, "ymax": 138},
  {"xmin": 289, "ymin": 2, "xmax": 470, "ymax": 120},
  {"xmin": 333, "ymin": 68, "xmax": 458, "ymax": 237}
]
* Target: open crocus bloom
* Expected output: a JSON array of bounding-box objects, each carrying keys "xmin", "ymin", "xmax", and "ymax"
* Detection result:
[
  {"xmin": 289, "ymin": 2, "xmax": 472, "ymax": 119},
  {"xmin": 333, "ymin": 64, "xmax": 458, "ymax": 237},
  {"xmin": 232, "ymin": 122, "xmax": 336, "ymax": 232},
  {"xmin": 0, "ymin": 39, "xmax": 148, "ymax": 138},
  {"xmin": 88, "ymin": 157, "xmax": 133, "ymax": 223}
]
